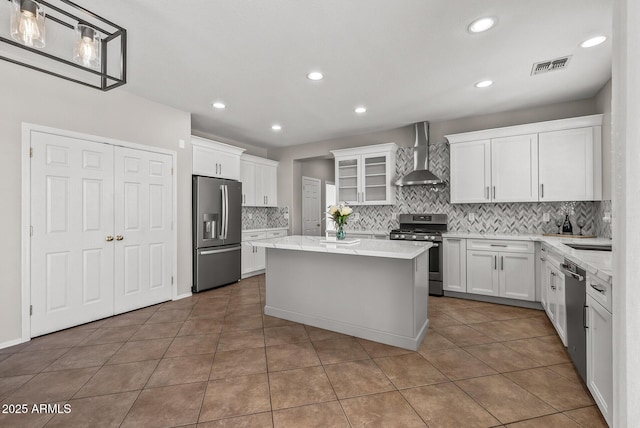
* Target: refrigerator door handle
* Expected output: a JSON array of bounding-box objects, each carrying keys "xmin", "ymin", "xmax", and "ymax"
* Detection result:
[
  {"xmin": 220, "ymin": 184, "xmax": 226, "ymax": 240},
  {"xmin": 223, "ymin": 184, "xmax": 229, "ymax": 239},
  {"xmin": 200, "ymin": 246, "xmax": 241, "ymax": 256}
]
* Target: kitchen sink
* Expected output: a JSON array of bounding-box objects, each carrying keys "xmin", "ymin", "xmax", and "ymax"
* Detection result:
[{"xmin": 565, "ymin": 243, "xmax": 612, "ymax": 251}]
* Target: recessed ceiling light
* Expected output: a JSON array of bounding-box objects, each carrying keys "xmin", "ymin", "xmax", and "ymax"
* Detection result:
[
  {"xmin": 307, "ymin": 71, "xmax": 324, "ymax": 81},
  {"xmin": 580, "ymin": 36, "xmax": 607, "ymax": 48},
  {"xmin": 475, "ymin": 80, "xmax": 493, "ymax": 88},
  {"xmin": 211, "ymin": 101, "xmax": 226, "ymax": 109},
  {"xmin": 271, "ymin": 124, "xmax": 282, "ymax": 131},
  {"xmin": 468, "ymin": 17, "xmax": 496, "ymax": 33},
  {"xmin": 354, "ymin": 106, "xmax": 367, "ymax": 114}
]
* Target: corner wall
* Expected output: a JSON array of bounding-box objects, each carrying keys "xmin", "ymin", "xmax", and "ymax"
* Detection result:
[{"xmin": 0, "ymin": 62, "xmax": 192, "ymax": 346}]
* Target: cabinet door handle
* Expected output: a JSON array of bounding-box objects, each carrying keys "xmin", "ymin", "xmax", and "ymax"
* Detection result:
[
  {"xmin": 540, "ymin": 257, "xmax": 546, "ymax": 261},
  {"xmin": 492, "ymin": 186, "xmax": 496, "ymax": 199},
  {"xmin": 541, "ymin": 183, "xmax": 544, "ymax": 198},
  {"xmin": 501, "ymin": 255, "xmax": 504, "ymax": 270},
  {"xmin": 490, "ymin": 244, "xmax": 507, "ymax": 247},
  {"xmin": 590, "ymin": 284, "xmax": 607, "ymax": 294},
  {"xmin": 485, "ymin": 186, "xmax": 489, "ymax": 200},
  {"xmin": 584, "ymin": 305, "xmax": 589, "ymax": 329},
  {"xmin": 494, "ymin": 255, "xmax": 497, "ymax": 270}
]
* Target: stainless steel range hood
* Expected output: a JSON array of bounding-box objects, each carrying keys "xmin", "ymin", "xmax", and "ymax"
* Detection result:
[{"xmin": 395, "ymin": 122, "xmax": 446, "ymax": 189}]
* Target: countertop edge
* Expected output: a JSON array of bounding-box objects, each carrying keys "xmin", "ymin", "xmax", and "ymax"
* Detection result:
[{"xmin": 442, "ymin": 232, "xmax": 612, "ymax": 284}]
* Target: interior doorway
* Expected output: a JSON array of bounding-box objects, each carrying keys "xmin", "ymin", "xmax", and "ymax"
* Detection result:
[{"xmin": 302, "ymin": 176, "xmax": 321, "ymax": 236}]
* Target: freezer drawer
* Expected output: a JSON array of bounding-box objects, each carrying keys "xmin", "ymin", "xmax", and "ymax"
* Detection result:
[{"xmin": 193, "ymin": 245, "xmax": 241, "ymax": 292}]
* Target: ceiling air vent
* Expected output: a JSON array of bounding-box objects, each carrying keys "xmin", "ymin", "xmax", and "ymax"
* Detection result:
[{"xmin": 531, "ymin": 55, "xmax": 572, "ymax": 76}]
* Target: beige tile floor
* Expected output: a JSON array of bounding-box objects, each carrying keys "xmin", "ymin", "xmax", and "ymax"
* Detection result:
[{"xmin": 0, "ymin": 275, "xmax": 608, "ymax": 427}]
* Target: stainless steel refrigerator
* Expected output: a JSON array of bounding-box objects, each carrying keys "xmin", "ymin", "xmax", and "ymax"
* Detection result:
[{"xmin": 192, "ymin": 175, "xmax": 242, "ymax": 292}]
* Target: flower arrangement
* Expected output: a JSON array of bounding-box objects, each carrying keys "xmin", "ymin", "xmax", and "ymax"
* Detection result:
[{"xmin": 327, "ymin": 203, "xmax": 352, "ymax": 240}]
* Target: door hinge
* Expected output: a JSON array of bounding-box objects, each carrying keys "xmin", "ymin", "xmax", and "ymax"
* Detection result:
[
  {"xmin": 29, "ymin": 147, "xmax": 33, "ymax": 157},
  {"xmin": 171, "ymin": 276, "xmax": 174, "ymax": 285},
  {"xmin": 30, "ymin": 305, "xmax": 33, "ymax": 316},
  {"xmin": 29, "ymin": 226, "xmax": 33, "ymax": 236}
]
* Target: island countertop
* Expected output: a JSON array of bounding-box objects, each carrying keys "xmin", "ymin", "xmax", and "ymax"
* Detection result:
[{"xmin": 249, "ymin": 235, "xmax": 432, "ymax": 259}]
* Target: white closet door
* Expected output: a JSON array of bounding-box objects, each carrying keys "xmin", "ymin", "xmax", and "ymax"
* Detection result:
[
  {"xmin": 30, "ymin": 131, "xmax": 115, "ymax": 337},
  {"xmin": 114, "ymin": 147, "xmax": 173, "ymax": 313}
]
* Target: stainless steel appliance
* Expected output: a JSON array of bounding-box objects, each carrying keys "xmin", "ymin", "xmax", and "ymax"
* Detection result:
[
  {"xmin": 389, "ymin": 214, "xmax": 446, "ymax": 296},
  {"xmin": 192, "ymin": 175, "xmax": 242, "ymax": 292},
  {"xmin": 562, "ymin": 258, "xmax": 587, "ymax": 382}
]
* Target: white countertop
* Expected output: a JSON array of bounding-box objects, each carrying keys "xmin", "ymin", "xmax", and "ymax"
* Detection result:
[
  {"xmin": 242, "ymin": 227, "xmax": 289, "ymax": 233},
  {"xmin": 443, "ymin": 232, "xmax": 612, "ymax": 283},
  {"xmin": 249, "ymin": 235, "xmax": 432, "ymax": 259}
]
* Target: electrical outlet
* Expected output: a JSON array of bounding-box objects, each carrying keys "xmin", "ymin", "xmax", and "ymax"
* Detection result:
[
  {"xmin": 603, "ymin": 212, "xmax": 611, "ymax": 223},
  {"xmin": 283, "ymin": 212, "xmax": 289, "ymax": 220},
  {"xmin": 391, "ymin": 213, "xmax": 398, "ymax": 220},
  {"xmin": 178, "ymin": 139, "xmax": 185, "ymax": 149},
  {"xmin": 543, "ymin": 213, "xmax": 550, "ymax": 222},
  {"xmin": 467, "ymin": 213, "xmax": 475, "ymax": 222}
]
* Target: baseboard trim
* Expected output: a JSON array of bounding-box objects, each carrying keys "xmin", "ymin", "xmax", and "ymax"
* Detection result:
[
  {"xmin": 0, "ymin": 337, "xmax": 28, "ymax": 351},
  {"xmin": 173, "ymin": 292, "xmax": 193, "ymax": 301}
]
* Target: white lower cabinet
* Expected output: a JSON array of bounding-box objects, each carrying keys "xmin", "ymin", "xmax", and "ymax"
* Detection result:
[
  {"xmin": 241, "ymin": 229, "xmax": 287, "ymax": 277},
  {"xmin": 539, "ymin": 246, "xmax": 567, "ymax": 345},
  {"xmin": 586, "ymin": 277, "xmax": 613, "ymax": 427},
  {"xmin": 443, "ymin": 238, "xmax": 467, "ymax": 292},
  {"xmin": 465, "ymin": 239, "xmax": 535, "ymax": 301}
]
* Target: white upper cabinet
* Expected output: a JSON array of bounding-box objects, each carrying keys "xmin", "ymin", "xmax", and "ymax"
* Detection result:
[
  {"xmin": 450, "ymin": 140, "xmax": 491, "ymax": 203},
  {"xmin": 539, "ymin": 127, "xmax": 601, "ymax": 201},
  {"xmin": 446, "ymin": 115, "xmax": 602, "ymax": 204},
  {"xmin": 192, "ymin": 136, "xmax": 245, "ymax": 180},
  {"xmin": 491, "ymin": 134, "xmax": 539, "ymax": 202},
  {"xmin": 240, "ymin": 154, "xmax": 278, "ymax": 207},
  {"xmin": 331, "ymin": 143, "xmax": 398, "ymax": 205}
]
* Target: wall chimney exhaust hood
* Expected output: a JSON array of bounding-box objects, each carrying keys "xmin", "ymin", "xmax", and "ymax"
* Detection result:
[{"xmin": 395, "ymin": 122, "xmax": 446, "ymax": 190}]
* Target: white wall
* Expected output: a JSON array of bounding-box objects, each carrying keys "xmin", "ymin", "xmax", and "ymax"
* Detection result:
[
  {"xmin": 612, "ymin": 0, "xmax": 640, "ymax": 424},
  {"xmin": 0, "ymin": 61, "xmax": 192, "ymax": 346}
]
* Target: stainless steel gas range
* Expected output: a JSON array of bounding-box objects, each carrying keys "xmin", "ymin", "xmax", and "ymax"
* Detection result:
[{"xmin": 390, "ymin": 214, "xmax": 447, "ymax": 296}]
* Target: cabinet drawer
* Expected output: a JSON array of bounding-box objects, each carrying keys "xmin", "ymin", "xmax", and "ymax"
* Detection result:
[
  {"xmin": 242, "ymin": 231, "xmax": 267, "ymax": 242},
  {"xmin": 467, "ymin": 239, "xmax": 534, "ymax": 254},
  {"xmin": 587, "ymin": 274, "xmax": 612, "ymax": 313},
  {"xmin": 266, "ymin": 229, "xmax": 287, "ymax": 239}
]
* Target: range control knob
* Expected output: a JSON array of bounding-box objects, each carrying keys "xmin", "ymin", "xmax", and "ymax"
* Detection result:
[
  {"xmin": 412, "ymin": 235, "xmax": 417, "ymax": 239},
  {"xmin": 400, "ymin": 235, "xmax": 405, "ymax": 239}
]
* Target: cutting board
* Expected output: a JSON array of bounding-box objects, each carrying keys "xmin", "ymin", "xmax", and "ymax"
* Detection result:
[{"xmin": 542, "ymin": 233, "xmax": 597, "ymax": 238}]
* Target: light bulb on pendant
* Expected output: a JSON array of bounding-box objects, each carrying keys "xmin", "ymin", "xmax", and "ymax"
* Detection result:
[
  {"xmin": 10, "ymin": 0, "xmax": 46, "ymax": 48},
  {"xmin": 73, "ymin": 24, "xmax": 101, "ymax": 69}
]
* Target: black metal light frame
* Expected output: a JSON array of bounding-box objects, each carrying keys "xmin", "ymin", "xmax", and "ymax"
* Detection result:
[{"xmin": 0, "ymin": 0, "xmax": 126, "ymax": 91}]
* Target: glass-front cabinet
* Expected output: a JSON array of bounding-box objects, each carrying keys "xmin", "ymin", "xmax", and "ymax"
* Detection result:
[{"xmin": 331, "ymin": 143, "xmax": 398, "ymax": 205}]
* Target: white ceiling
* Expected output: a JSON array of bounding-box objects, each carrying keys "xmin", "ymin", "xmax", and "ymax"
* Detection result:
[{"xmin": 91, "ymin": 0, "xmax": 612, "ymax": 148}]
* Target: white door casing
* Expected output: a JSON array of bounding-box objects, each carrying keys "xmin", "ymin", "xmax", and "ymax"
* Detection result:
[
  {"xmin": 30, "ymin": 131, "xmax": 115, "ymax": 337},
  {"xmin": 114, "ymin": 147, "xmax": 173, "ymax": 314},
  {"xmin": 302, "ymin": 176, "xmax": 322, "ymax": 236}
]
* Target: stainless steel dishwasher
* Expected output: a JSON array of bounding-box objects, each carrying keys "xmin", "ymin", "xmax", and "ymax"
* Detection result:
[{"xmin": 562, "ymin": 258, "xmax": 587, "ymax": 383}]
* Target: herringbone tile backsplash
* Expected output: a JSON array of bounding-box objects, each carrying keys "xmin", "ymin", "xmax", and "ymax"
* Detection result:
[
  {"xmin": 242, "ymin": 206, "xmax": 289, "ymax": 230},
  {"xmin": 347, "ymin": 145, "xmax": 611, "ymax": 237}
]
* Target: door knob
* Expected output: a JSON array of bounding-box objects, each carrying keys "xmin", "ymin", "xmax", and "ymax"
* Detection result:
[
  {"xmin": 116, "ymin": 235, "xmax": 124, "ymax": 241},
  {"xmin": 105, "ymin": 235, "xmax": 114, "ymax": 241}
]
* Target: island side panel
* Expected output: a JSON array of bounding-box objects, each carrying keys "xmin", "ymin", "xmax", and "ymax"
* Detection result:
[{"xmin": 264, "ymin": 248, "xmax": 429, "ymax": 350}]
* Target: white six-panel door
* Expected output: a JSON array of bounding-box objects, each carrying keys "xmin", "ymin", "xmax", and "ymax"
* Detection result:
[
  {"xmin": 30, "ymin": 132, "xmax": 115, "ymax": 336},
  {"xmin": 114, "ymin": 147, "xmax": 173, "ymax": 314},
  {"xmin": 29, "ymin": 129, "xmax": 174, "ymax": 337}
]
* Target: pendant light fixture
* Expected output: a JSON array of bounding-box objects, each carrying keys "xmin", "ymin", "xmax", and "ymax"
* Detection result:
[
  {"xmin": 10, "ymin": 0, "xmax": 46, "ymax": 48},
  {"xmin": 73, "ymin": 24, "xmax": 101, "ymax": 69},
  {"xmin": 1, "ymin": 0, "xmax": 126, "ymax": 91}
]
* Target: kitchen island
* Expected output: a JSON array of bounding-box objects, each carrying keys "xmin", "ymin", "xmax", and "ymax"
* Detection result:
[{"xmin": 250, "ymin": 235, "xmax": 431, "ymax": 350}]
